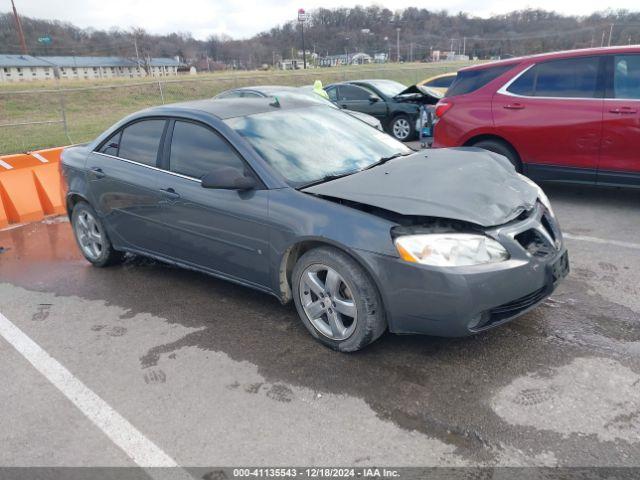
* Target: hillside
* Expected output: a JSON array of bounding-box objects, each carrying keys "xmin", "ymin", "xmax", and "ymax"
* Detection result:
[{"xmin": 1, "ymin": 7, "xmax": 639, "ymax": 68}]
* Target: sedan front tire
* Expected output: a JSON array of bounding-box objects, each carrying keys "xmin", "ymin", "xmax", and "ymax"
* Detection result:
[{"xmin": 292, "ymin": 246, "xmax": 386, "ymax": 352}]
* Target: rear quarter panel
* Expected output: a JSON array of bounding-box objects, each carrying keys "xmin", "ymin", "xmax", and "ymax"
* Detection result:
[
  {"xmin": 432, "ymin": 91, "xmax": 496, "ymax": 147},
  {"xmin": 433, "ymin": 63, "xmax": 523, "ymax": 148},
  {"xmin": 60, "ymin": 145, "xmax": 91, "ymax": 214}
]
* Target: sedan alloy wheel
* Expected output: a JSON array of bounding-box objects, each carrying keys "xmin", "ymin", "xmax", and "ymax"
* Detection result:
[{"xmin": 299, "ymin": 264, "xmax": 357, "ymax": 341}]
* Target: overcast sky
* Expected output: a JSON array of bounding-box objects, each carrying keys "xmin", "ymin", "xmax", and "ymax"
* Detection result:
[{"xmin": 9, "ymin": 0, "xmax": 640, "ymax": 40}]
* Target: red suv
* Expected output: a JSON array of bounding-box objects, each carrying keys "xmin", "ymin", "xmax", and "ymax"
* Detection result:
[{"xmin": 433, "ymin": 47, "xmax": 640, "ymax": 186}]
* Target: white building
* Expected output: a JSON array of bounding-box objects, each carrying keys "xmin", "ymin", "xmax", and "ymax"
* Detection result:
[
  {"xmin": 279, "ymin": 59, "xmax": 302, "ymax": 70},
  {"xmin": 318, "ymin": 52, "xmax": 372, "ymax": 67},
  {"xmin": 0, "ymin": 55, "xmax": 181, "ymax": 82},
  {"xmin": 0, "ymin": 55, "xmax": 54, "ymax": 82}
]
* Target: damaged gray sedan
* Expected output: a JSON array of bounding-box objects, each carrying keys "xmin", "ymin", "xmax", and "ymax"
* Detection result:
[{"xmin": 62, "ymin": 97, "xmax": 569, "ymax": 352}]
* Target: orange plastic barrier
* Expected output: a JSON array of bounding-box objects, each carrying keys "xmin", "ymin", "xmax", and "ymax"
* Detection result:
[
  {"xmin": 0, "ymin": 169, "xmax": 45, "ymax": 224},
  {"xmin": 0, "ymin": 147, "xmax": 67, "ymax": 228},
  {"xmin": 33, "ymin": 163, "xmax": 66, "ymax": 216},
  {"xmin": 0, "ymin": 194, "xmax": 7, "ymax": 229}
]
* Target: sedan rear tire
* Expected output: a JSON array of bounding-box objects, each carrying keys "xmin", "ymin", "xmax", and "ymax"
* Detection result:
[
  {"xmin": 71, "ymin": 202, "xmax": 124, "ymax": 267},
  {"xmin": 292, "ymin": 246, "xmax": 386, "ymax": 352}
]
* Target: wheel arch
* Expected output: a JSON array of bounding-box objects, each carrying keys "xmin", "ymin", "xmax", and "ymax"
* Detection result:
[
  {"xmin": 65, "ymin": 192, "xmax": 91, "ymax": 219},
  {"xmin": 463, "ymin": 134, "xmax": 523, "ymax": 170},
  {"xmin": 277, "ymin": 238, "xmax": 387, "ymax": 314}
]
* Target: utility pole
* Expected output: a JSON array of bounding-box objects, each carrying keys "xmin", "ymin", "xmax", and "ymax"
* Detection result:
[
  {"xmin": 601, "ymin": 31, "xmax": 606, "ymax": 47},
  {"xmin": 298, "ymin": 8, "xmax": 307, "ymax": 69},
  {"xmin": 133, "ymin": 36, "xmax": 140, "ymax": 65},
  {"xmin": 463, "ymin": 37, "xmax": 466, "ymax": 56},
  {"xmin": 10, "ymin": 0, "xmax": 28, "ymax": 55},
  {"xmin": 396, "ymin": 27, "xmax": 401, "ymax": 62},
  {"xmin": 608, "ymin": 23, "xmax": 614, "ymax": 47}
]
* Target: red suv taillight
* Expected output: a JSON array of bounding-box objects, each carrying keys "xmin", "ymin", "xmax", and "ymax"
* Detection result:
[{"xmin": 435, "ymin": 101, "xmax": 453, "ymax": 118}]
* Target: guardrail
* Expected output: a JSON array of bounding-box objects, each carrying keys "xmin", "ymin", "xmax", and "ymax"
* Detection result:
[{"xmin": 0, "ymin": 147, "xmax": 66, "ymax": 228}]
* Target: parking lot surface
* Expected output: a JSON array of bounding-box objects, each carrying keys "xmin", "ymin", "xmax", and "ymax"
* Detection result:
[{"xmin": 1, "ymin": 182, "xmax": 640, "ymax": 468}]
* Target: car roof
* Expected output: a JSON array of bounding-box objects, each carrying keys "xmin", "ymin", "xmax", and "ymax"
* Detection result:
[
  {"xmin": 461, "ymin": 45, "xmax": 640, "ymax": 72},
  {"xmin": 139, "ymin": 97, "xmax": 322, "ymax": 120},
  {"xmin": 228, "ymin": 85, "xmax": 300, "ymax": 94}
]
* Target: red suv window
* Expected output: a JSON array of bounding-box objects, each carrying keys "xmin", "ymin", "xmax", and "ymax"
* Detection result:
[
  {"xmin": 507, "ymin": 56, "xmax": 602, "ymax": 98},
  {"xmin": 446, "ymin": 64, "xmax": 515, "ymax": 97}
]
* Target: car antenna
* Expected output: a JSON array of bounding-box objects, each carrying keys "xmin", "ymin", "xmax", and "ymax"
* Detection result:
[{"xmin": 269, "ymin": 96, "xmax": 281, "ymax": 108}]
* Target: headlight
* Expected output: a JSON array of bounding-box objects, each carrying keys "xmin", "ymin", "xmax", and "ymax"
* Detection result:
[
  {"xmin": 537, "ymin": 187, "xmax": 554, "ymax": 217},
  {"xmin": 517, "ymin": 174, "xmax": 554, "ymax": 217},
  {"xmin": 394, "ymin": 234, "xmax": 509, "ymax": 267}
]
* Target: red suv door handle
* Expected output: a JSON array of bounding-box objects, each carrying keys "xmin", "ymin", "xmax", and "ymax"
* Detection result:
[
  {"xmin": 503, "ymin": 103, "xmax": 525, "ymax": 110},
  {"xmin": 609, "ymin": 106, "xmax": 638, "ymax": 114}
]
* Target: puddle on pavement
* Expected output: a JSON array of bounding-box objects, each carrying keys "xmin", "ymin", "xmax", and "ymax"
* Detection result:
[{"xmin": 2, "ymin": 218, "xmax": 640, "ymax": 465}]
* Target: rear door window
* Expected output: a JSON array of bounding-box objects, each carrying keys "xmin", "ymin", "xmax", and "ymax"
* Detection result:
[
  {"xmin": 613, "ymin": 54, "xmax": 640, "ymax": 99},
  {"xmin": 506, "ymin": 67, "xmax": 536, "ymax": 96},
  {"xmin": 216, "ymin": 90, "xmax": 242, "ymax": 99},
  {"xmin": 446, "ymin": 64, "xmax": 514, "ymax": 97},
  {"xmin": 533, "ymin": 57, "xmax": 601, "ymax": 98},
  {"xmin": 97, "ymin": 131, "xmax": 121, "ymax": 156},
  {"xmin": 169, "ymin": 121, "xmax": 245, "ymax": 179},
  {"xmin": 507, "ymin": 57, "xmax": 602, "ymax": 98},
  {"xmin": 118, "ymin": 120, "xmax": 166, "ymax": 166}
]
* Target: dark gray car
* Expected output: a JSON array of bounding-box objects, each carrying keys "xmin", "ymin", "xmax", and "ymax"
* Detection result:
[
  {"xmin": 214, "ymin": 85, "xmax": 383, "ymax": 130},
  {"xmin": 61, "ymin": 97, "xmax": 569, "ymax": 352}
]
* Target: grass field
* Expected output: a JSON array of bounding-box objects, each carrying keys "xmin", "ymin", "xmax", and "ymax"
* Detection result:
[{"xmin": 0, "ymin": 61, "xmax": 472, "ymax": 154}]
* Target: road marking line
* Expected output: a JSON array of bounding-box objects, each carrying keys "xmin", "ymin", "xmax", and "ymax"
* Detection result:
[
  {"xmin": 0, "ymin": 159, "xmax": 13, "ymax": 170},
  {"xmin": 0, "ymin": 311, "xmax": 180, "ymax": 468},
  {"xmin": 564, "ymin": 232, "xmax": 640, "ymax": 251},
  {"xmin": 30, "ymin": 152, "xmax": 49, "ymax": 163}
]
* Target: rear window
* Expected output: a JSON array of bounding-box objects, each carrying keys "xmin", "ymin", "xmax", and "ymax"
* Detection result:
[
  {"xmin": 446, "ymin": 64, "xmax": 514, "ymax": 97},
  {"xmin": 507, "ymin": 56, "xmax": 601, "ymax": 98},
  {"xmin": 427, "ymin": 76, "xmax": 455, "ymax": 88},
  {"xmin": 118, "ymin": 120, "xmax": 166, "ymax": 166}
]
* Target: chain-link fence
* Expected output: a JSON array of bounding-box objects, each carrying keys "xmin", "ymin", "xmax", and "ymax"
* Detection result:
[{"xmin": 0, "ymin": 62, "xmax": 471, "ymax": 154}]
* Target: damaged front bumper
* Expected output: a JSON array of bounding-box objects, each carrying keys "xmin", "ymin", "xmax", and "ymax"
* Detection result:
[{"xmin": 356, "ymin": 204, "xmax": 569, "ymax": 337}]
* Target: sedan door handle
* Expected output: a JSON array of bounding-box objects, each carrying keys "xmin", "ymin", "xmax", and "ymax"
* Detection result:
[
  {"xmin": 609, "ymin": 106, "xmax": 638, "ymax": 114},
  {"xmin": 160, "ymin": 187, "xmax": 180, "ymax": 199},
  {"xmin": 503, "ymin": 103, "xmax": 525, "ymax": 110},
  {"xmin": 90, "ymin": 167, "xmax": 105, "ymax": 179}
]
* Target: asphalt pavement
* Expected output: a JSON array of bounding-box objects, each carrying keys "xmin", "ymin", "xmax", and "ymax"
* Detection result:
[{"xmin": 1, "ymin": 180, "xmax": 639, "ymax": 470}]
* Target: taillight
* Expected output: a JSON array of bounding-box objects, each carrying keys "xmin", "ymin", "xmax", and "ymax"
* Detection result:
[{"xmin": 435, "ymin": 101, "xmax": 453, "ymax": 118}]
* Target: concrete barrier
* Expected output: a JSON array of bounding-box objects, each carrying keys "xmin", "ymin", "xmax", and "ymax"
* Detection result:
[{"xmin": 0, "ymin": 147, "xmax": 66, "ymax": 229}]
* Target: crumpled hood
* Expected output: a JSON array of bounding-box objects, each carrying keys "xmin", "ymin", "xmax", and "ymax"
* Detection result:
[
  {"xmin": 303, "ymin": 148, "xmax": 539, "ymax": 227},
  {"xmin": 395, "ymin": 83, "xmax": 444, "ymax": 101}
]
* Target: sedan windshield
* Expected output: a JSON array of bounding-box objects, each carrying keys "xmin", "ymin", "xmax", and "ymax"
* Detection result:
[
  {"xmin": 365, "ymin": 79, "xmax": 407, "ymax": 97},
  {"xmin": 225, "ymin": 106, "xmax": 411, "ymax": 186}
]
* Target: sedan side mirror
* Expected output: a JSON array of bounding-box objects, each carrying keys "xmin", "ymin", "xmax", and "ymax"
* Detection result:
[
  {"xmin": 201, "ymin": 166, "xmax": 256, "ymax": 191},
  {"xmin": 369, "ymin": 95, "xmax": 380, "ymax": 103}
]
